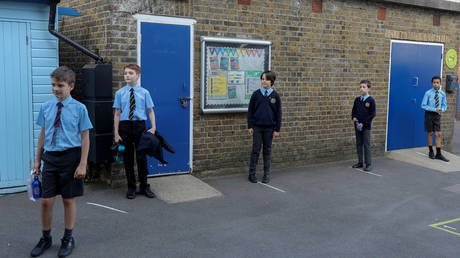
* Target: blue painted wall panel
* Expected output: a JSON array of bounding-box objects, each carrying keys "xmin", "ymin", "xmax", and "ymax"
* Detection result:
[
  {"xmin": 32, "ymin": 57, "xmax": 57, "ymax": 67},
  {"xmin": 32, "ymin": 49, "xmax": 57, "ymax": 58}
]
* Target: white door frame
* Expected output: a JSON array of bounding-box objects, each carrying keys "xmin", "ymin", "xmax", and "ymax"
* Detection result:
[
  {"xmin": 134, "ymin": 14, "xmax": 196, "ymax": 172},
  {"xmin": 385, "ymin": 39, "xmax": 444, "ymax": 151}
]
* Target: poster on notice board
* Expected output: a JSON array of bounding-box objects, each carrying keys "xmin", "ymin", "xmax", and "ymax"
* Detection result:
[{"xmin": 201, "ymin": 37, "xmax": 271, "ymax": 113}]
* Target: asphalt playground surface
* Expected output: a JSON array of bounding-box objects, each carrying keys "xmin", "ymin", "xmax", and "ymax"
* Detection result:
[{"xmin": 1, "ymin": 122, "xmax": 459, "ymax": 258}]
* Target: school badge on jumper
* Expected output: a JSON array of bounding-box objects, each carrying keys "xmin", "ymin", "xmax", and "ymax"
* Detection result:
[
  {"xmin": 270, "ymin": 98, "xmax": 276, "ymax": 103},
  {"xmin": 365, "ymin": 102, "xmax": 370, "ymax": 108}
]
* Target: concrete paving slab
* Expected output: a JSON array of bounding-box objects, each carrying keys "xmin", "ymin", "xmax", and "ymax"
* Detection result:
[
  {"xmin": 148, "ymin": 174, "xmax": 222, "ymax": 204},
  {"xmin": 385, "ymin": 147, "xmax": 460, "ymax": 173}
]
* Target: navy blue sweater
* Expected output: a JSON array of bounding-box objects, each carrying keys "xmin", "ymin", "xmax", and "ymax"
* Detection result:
[
  {"xmin": 351, "ymin": 96, "xmax": 376, "ymax": 130},
  {"xmin": 248, "ymin": 89, "xmax": 282, "ymax": 132}
]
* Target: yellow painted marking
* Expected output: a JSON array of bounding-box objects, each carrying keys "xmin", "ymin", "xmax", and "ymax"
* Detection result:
[{"xmin": 429, "ymin": 217, "xmax": 460, "ymax": 236}]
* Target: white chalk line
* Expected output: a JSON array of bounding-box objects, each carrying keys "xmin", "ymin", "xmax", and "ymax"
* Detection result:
[
  {"xmin": 442, "ymin": 225, "xmax": 457, "ymax": 231},
  {"xmin": 354, "ymin": 168, "xmax": 383, "ymax": 177},
  {"xmin": 257, "ymin": 182, "xmax": 286, "ymax": 193},
  {"xmin": 87, "ymin": 202, "xmax": 128, "ymax": 214},
  {"xmin": 416, "ymin": 152, "xmax": 428, "ymax": 157}
]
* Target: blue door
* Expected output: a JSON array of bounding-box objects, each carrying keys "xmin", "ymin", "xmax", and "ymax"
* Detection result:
[
  {"xmin": 140, "ymin": 21, "xmax": 192, "ymax": 175},
  {"xmin": 0, "ymin": 21, "xmax": 32, "ymax": 193},
  {"xmin": 387, "ymin": 41, "xmax": 443, "ymax": 150}
]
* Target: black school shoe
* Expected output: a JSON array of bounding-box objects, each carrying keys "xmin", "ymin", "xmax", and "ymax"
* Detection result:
[
  {"xmin": 140, "ymin": 185, "xmax": 155, "ymax": 198},
  {"xmin": 364, "ymin": 165, "xmax": 373, "ymax": 172},
  {"xmin": 126, "ymin": 188, "xmax": 136, "ymax": 199},
  {"xmin": 30, "ymin": 237, "xmax": 52, "ymax": 257},
  {"xmin": 58, "ymin": 237, "xmax": 74, "ymax": 257},
  {"xmin": 248, "ymin": 174, "xmax": 257, "ymax": 183},
  {"xmin": 262, "ymin": 175, "xmax": 270, "ymax": 184},
  {"xmin": 428, "ymin": 151, "xmax": 435, "ymax": 159},
  {"xmin": 352, "ymin": 163, "xmax": 363, "ymax": 168},
  {"xmin": 435, "ymin": 154, "xmax": 449, "ymax": 162}
]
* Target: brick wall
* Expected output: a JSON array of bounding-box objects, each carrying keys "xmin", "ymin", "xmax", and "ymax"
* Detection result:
[{"xmin": 58, "ymin": 0, "xmax": 460, "ymax": 179}]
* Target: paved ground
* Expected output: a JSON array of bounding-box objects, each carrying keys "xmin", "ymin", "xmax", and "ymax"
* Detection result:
[
  {"xmin": 453, "ymin": 121, "xmax": 460, "ymax": 155},
  {"xmin": 0, "ymin": 121, "xmax": 458, "ymax": 258},
  {"xmin": 1, "ymin": 155, "xmax": 460, "ymax": 258}
]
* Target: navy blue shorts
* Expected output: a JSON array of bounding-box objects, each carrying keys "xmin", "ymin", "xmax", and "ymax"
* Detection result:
[
  {"xmin": 424, "ymin": 111, "xmax": 441, "ymax": 132},
  {"xmin": 41, "ymin": 147, "xmax": 83, "ymax": 199}
]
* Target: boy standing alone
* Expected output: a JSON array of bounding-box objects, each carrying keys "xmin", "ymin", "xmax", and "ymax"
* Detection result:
[
  {"xmin": 113, "ymin": 64, "xmax": 157, "ymax": 199},
  {"xmin": 421, "ymin": 76, "xmax": 449, "ymax": 162},
  {"xmin": 352, "ymin": 80, "xmax": 376, "ymax": 172},
  {"xmin": 247, "ymin": 71, "xmax": 282, "ymax": 184},
  {"xmin": 31, "ymin": 66, "xmax": 92, "ymax": 257}
]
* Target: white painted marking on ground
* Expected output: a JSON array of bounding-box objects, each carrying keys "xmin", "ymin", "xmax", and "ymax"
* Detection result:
[
  {"xmin": 87, "ymin": 202, "xmax": 128, "ymax": 214},
  {"xmin": 257, "ymin": 182, "xmax": 286, "ymax": 193},
  {"xmin": 416, "ymin": 152, "xmax": 427, "ymax": 157},
  {"xmin": 443, "ymin": 225, "xmax": 457, "ymax": 231},
  {"xmin": 354, "ymin": 168, "xmax": 383, "ymax": 177}
]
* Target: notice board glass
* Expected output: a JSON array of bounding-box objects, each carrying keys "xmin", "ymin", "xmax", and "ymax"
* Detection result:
[{"xmin": 201, "ymin": 37, "xmax": 271, "ymax": 113}]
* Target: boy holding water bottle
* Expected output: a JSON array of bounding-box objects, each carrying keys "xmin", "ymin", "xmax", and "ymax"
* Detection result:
[
  {"xmin": 113, "ymin": 64, "xmax": 156, "ymax": 199},
  {"xmin": 351, "ymin": 80, "xmax": 376, "ymax": 172},
  {"xmin": 30, "ymin": 66, "xmax": 92, "ymax": 257}
]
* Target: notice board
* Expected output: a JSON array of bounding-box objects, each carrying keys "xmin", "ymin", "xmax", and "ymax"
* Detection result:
[{"xmin": 200, "ymin": 37, "xmax": 271, "ymax": 113}]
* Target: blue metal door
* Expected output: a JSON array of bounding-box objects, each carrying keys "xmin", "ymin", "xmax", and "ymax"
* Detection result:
[
  {"xmin": 0, "ymin": 21, "xmax": 32, "ymax": 193},
  {"xmin": 387, "ymin": 41, "xmax": 443, "ymax": 150},
  {"xmin": 140, "ymin": 22, "xmax": 191, "ymax": 175}
]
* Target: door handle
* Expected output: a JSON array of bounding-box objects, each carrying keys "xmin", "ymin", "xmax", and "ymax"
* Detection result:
[
  {"xmin": 412, "ymin": 77, "xmax": 419, "ymax": 87},
  {"xmin": 178, "ymin": 97, "xmax": 191, "ymax": 108}
]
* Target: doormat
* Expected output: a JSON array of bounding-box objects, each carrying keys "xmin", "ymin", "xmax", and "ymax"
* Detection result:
[{"xmin": 147, "ymin": 174, "xmax": 222, "ymax": 204}]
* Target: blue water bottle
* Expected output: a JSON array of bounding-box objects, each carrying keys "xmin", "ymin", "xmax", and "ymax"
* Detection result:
[
  {"xmin": 355, "ymin": 121, "xmax": 362, "ymax": 132},
  {"xmin": 116, "ymin": 145, "xmax": 125, "ymax": 162},
  {"xmin": 32, "ymin": 176, "xmax": 41, "ymax": 199}
]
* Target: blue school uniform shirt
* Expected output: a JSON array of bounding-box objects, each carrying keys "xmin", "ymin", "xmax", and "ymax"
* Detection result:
[
  {"xmin": 36, "ymin": 96, "xmax": 93, "ymax": 151},
  {"xmin": 260, "ymin": 87, "xmax": 273, "ymax": 96},
  {"xmin": 421, "ymin": 88, "xmax": 447, "ymax": 112},
  {"xmin": 113, "ymin": 85, "xmax": 154, "ymax": 121},
  {"xmin": 360, "ymin": 94, "xmax": 370, "ymax": 101}
]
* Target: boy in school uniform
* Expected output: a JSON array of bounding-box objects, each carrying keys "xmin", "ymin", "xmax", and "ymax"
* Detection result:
[
  {"xmin": 351, "ymin": 80, "xmax": 376, "ymax": 172},
  {"xmin": 421, "ymin": 76, "xmax": 449, "ymax": 162},
  {"xmin": 30, "ymin": 66, "xmax": 93, "ymax": 257},
  {"xmin": 247, "ymin": 70, "xmax": 282, "ymax": 184},
  {"xmin": 113, "ymin": 64, "xmax": 157, "ymax": 199}
]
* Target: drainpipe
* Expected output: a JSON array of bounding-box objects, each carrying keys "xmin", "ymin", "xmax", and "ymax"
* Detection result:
[{"xmin": 48, "ymin": 0, "xmax": 104, "ymax": 63}]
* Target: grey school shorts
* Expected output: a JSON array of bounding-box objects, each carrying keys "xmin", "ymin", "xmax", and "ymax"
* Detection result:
[
  {"xmin": 41, "ymin": 147, "xmax": 83, "ymax": 199},
  {"xmin": 424, "ymin": 111, "xmax": 441, "ymax": 132}
]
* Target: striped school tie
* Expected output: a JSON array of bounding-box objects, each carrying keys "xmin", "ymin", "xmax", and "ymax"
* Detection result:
[
  {"xmin": 52, "ymin": 102, "xmax": 63, "ymax": 145},
  {"xmin": 264, "ymin": 90, "xmax": 268, "ymax": 97},
  {"xmin": 129, "ymin": 88, "xmax": 136, "ymax": 120},
  {"xmin": 434, "ymin": 90, "xmax": 439, "ymax": 109}
]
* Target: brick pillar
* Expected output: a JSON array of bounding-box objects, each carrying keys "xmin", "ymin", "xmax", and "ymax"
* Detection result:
[
  {"xmin": 238, "ymin": 0, "xmax": 250, "ymax": 5},
  {"xmin": 377, "ymin": 6, "xmax": 386, "ymax": 21},
  {"xmin": 433, "ymin": 14, "xmax": 440, "ymax": 26},
  {"xmin": 312, "ymin": 0, "xmax": 322, "ymax": 13}
]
